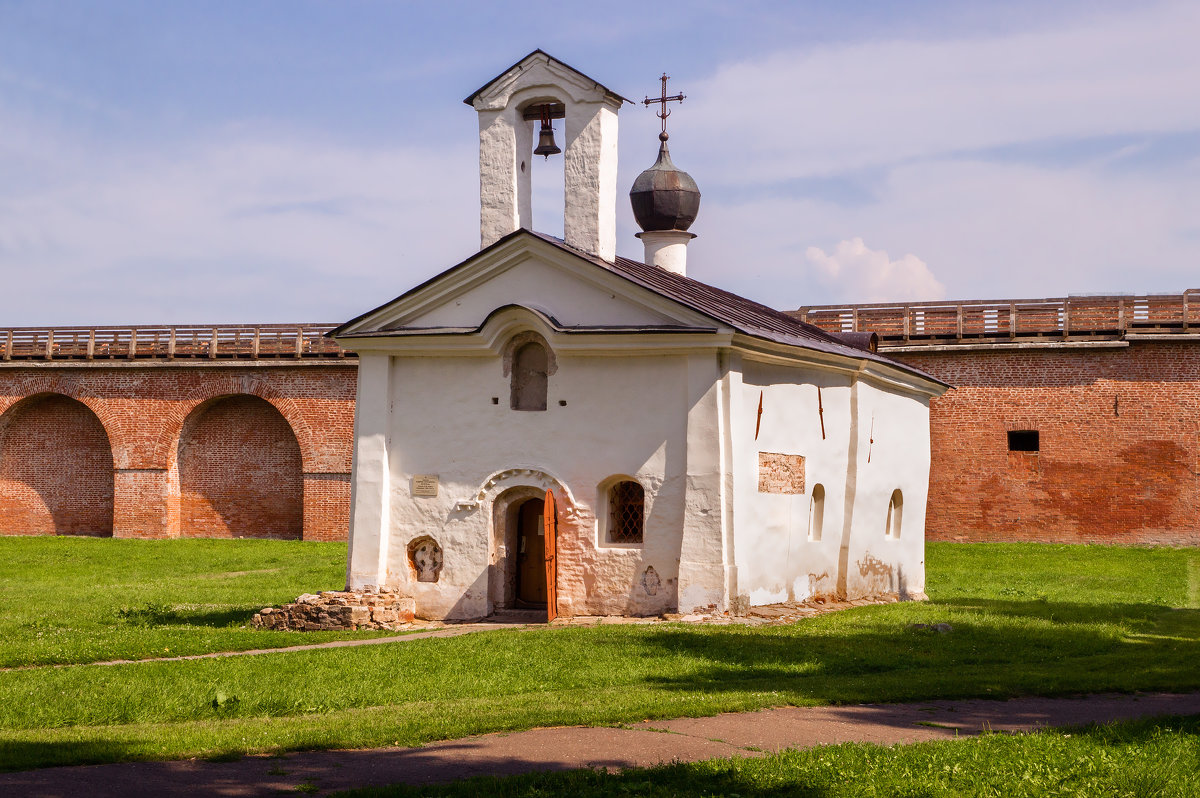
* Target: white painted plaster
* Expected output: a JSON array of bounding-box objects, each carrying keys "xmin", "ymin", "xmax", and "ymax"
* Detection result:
[
  {"xmin": 732, "ymin": 362, "xmax": 853, "ymax": 605},
  {"xmin": 844, "ymin": 379, "xmax": 931, "ymax": 599},
  {"xmin": 346, "ymin": 354, "xmax": 396, "ymax": 591},
  {"xmin": 342, "ymin": 246, "xmax": 940, "ymax": 617},
  {"xmin": 370, "ymin": 319, "xmax": 702, "ymax": 618},
  {"xmin": 395, "ymin": 254, "xmax": 683, "ymax": 330},
  {"xmin": 470, "ymin": 53, "xmax": 621, "ymax": 260},
  {"xmin": 637, "ymin": 231, "xmax": 696, "ymax": 276},
  {"xmin": 563, "ymin": 102, "xmax": 619, "ymax": 261}
]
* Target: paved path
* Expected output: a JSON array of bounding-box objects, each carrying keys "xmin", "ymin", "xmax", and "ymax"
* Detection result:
[{"xmin": 3, "ymin": 692, "xmax": 1199, "ymax": 797}]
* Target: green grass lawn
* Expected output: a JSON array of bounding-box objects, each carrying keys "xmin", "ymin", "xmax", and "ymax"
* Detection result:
[
  {"xmin": 337, "ymin": 714, "xmax": 1200, "ymax": 798},
  {"xmin": 0, "ymin": 537, "xmax": 387, "ymax": 667},
  {"xmin": 0, "ymin": 539, "xmax": 1196, "ymax": 773}
]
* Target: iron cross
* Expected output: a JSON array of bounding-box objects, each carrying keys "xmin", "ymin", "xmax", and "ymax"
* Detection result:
[{"xmin": 643, "ymin": 73, "xmax": 686, "ymax": 136}]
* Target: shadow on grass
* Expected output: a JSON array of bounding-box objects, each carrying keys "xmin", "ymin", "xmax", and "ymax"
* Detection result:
[
  {"xmin": 336, "ymin": 715, "xmax": 1200, "ymax": 797},
  {"xmin": 0, "ymin": 739, "xmax": 145, "ymax": 773},
  {"xmin": 346, "ymin": 769, "xmax": 827, "ymax": 798},
  {"xmin": 114, "ymin": 604, "xmax": 256, "ymax": 628},
  {"xmin": 617, "ymin": 601, "xmax": 1200, "ymax": 704}
]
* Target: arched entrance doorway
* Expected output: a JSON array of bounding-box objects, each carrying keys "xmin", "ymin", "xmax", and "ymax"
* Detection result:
[
  {"xmin": 489, "ymin": 483, "xmax": 562, "ymax": 618},
  {"xmin": 0, "ymin": 394, "xmax": 114, "ymax": 536},
  {"xmin": 175, "ymin": 394, "xmax": 302, "ymax": 539},
  {"xmin": 514, "ymin": 497, "xmax": 546, "ymax": 605}
]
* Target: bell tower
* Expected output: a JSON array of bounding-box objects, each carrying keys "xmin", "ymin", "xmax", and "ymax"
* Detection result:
[{"xmin": 464, "ymin": 50, "xmax": 627, "ymax": 262}]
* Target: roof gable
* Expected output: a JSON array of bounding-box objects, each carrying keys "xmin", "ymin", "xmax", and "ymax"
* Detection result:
[
  {"xmin": 331, "ymin": 230, "xmax": 947, "ymax": 391},
  {"xmin": 463, "ymin": 50, "xmax": 629, "ymax": 110},
  {"xmin": 331, "ymin": 231, "xmax": 722, "ymax": 337}
]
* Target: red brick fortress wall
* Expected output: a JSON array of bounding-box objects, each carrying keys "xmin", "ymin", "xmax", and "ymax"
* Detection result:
[
  {"xmin": 176, "ymin": 395, "xmax": 305, "ymax": 539},
  {"xmin": 0, "ymin": 394, "xmax": 115, "ymax": 536},
  {"xmin": 894, "ymin": 342, "xmax": 1199, "ymax": 545},
  {"xmin": 0, "ymin": 363, "xmax": 356, "ymax": 541}
]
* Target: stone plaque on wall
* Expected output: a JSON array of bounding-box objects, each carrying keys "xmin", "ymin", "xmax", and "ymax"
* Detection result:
[
  {"xmin": 758, "ymin": 452, "xmax": 805, "ymax": 494},
  {"xmin": 412, "ymin": 475, "xmax": 439, "ymax": 497}
]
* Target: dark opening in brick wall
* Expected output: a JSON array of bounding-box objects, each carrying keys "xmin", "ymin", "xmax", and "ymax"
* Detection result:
[{"xmin": 1007, "ymin": 430, "xmax": 1040, "ymax": 452}]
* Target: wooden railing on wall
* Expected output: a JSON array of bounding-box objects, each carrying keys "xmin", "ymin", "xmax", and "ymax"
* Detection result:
[
  {"xmin": 0, "ymin": 324, "xmax": 353, "ymax": 362},
  {"xmin": 793, "ymin": 290, "xmax": 1200, "ymax": 346}
]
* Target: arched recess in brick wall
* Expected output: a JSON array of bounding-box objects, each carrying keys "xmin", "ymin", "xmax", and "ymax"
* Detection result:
[
  {"xmin": 0, "ymin": 393, "xmax": 114, "ymax": 536},
  {"xmin": 172, "ymin": 394, "xmax": 303, "ymax": 539},
  {"xmin": 151, "ymin": 378, "xmax": 320, "ymax": 474}
]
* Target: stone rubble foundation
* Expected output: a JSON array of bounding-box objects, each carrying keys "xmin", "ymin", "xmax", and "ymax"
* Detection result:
[
  {"xmin": 251, "ymin": 591, "xmax": 915, "ymax": 632},
  {"xmin": 251, "ymin": 590, "xmax": 416, "ymax": 631}
]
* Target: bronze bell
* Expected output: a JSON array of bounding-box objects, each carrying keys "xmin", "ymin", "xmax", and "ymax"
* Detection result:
[{"xmin": 534, "ymin": 118, "xmax": 561, "ymax": 159}]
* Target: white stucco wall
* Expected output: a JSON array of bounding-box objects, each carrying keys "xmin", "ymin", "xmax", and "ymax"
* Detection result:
[
  {"xmin": 730, "ymin": 359, "xmax": 932, "ymax": 605},
  {"xmin": 841, "ymin": 378, "xmax": 930, "ymax": 599},
  {"xmin": 348, "ymin": 334, "xmax": 729, "ymax": 620},
  {"xmin": 731, "ymin": 361, "xmax": 852, "ymax": 605},
  {"xmin": 398, "ymin": 256, "xmax": 682, "ymax": 330}
]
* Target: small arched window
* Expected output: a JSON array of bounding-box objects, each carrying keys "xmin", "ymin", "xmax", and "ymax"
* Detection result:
[
  {"xmin": 808, "ymin": 484, "xmax": 825, "ymax": 542},
  {"xmin": 885, "ymin": 489, "xmax": 903, "ymax": 539},
  {"xmin": 511, "ymin": 341, "xmax": 548, "ymax": 411},
  {"xmin": 607, "ymin": 480, "xmax": 645, "ymax": 544}
]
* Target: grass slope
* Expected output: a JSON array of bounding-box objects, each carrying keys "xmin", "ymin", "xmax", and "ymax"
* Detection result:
[
  {"xmin": 0, "ymin": 540, "xmax": 1196, "ymax": 772},
  {"xmin": 338, "ymin": 715, "xmax": 1200, "ymax": 798},
  {"xmin": 0, "ymin": 538, "xmax": 385, "ymax": 667}
]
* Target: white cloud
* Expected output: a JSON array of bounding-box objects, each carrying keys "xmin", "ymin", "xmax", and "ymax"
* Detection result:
[
  {"xmin": 665, "ymin": 2, "xmax": 1200, "ymax": 306},
  {"xmin": 804, "ymin": 238, "xmax": 944, "ymax": 303},
  {"xmin": 685, "ymin": 2, "xmax": 1200, "ymax": 182},
  {"xmin": 0, "ymin": 127, "xmax": 480, "ymax": 325},
  {"xmin": 4, "ymin": 3, "xmax": 1200, "ymax": 324},
  {"xmin": 685, "ymin": 153, "xmax": 1200, "ymax": 308}
]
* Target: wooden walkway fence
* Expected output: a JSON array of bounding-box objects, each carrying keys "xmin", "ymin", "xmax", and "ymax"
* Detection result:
[
  {"xmin": 0, "ymin": 324, "xmax": 352, "ymax": 361},
  {"xmin": 794, "ymin": 290, "xmax": 1200, "ymax": 346}
]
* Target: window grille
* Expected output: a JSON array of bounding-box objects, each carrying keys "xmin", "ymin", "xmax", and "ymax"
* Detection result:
[{"xmin": 607, "ymin": 480, "xmax": 644, "ymax": 544}]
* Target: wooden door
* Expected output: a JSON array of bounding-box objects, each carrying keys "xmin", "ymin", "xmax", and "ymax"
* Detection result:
[
  {"xmin": 516, "ymin": 499, "xmax": 546, "ymax": 604},
  {"xmin": 544, "ymin": 489, "xmax": 558, "ymax": 622}
]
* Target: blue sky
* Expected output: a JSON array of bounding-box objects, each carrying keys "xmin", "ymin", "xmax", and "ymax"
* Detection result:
[{"xmin": 2, "ymin": 1, "xmax": 1198, "ymax": 325}]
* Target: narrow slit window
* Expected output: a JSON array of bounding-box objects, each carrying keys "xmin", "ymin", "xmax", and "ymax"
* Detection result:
[
  {"xmin": 808, "ymin": 484, "xmax": 825, "ymax": 542},
  {"xmin": 607, "ymin": 480, "xmax": 644, "ymax": 544},
  {"xmin": 1007, "ymin": 430, "xmax": 1039, "ymax": 452},
  {"xmin": 885, "ymin": 489, "xmax": 903, "ymax": 539}
]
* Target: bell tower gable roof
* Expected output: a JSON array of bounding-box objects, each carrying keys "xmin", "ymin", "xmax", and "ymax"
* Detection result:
[{"xmin": 463, "ymin": 49, "xmax": 630, "ymax": 111}]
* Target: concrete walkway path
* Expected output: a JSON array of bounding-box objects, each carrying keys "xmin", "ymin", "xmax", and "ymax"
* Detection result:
[{"xmin": 3, "ymin": 692, "xmax": 1199, "ymax": 797}]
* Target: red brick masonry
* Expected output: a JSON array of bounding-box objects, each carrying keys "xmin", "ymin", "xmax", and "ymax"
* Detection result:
[
  {"xmin": 798, "ymin": 291, "xmax": 1200, "ymax": 545},
  {"xmin": 2, "ymin": 295, "xmax": 1198, "ymax": 545},
  {"xmin": 0, "ymin": 356, "xmax": 355, "ymax": 540},
  {"xmin": 901, "ymin": 343, "xmax": 1198, "ymax": 544}
]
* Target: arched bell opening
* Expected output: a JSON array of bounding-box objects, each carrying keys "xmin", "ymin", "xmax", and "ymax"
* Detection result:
[{"xmin": 517, "ymin": 98, "xmax": 568, "ymax": 239}]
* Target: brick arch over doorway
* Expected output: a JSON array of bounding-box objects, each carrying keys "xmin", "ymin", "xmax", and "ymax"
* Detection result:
[
  {"xmin": 0, "ymin": 393, "xmax": 114, "ymax": 536},
  {"xmin": 171, "ymin": 394, "xmax": 304, "ymax": 539}
]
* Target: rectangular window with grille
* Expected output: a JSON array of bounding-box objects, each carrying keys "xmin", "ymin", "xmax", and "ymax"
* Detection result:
[{"xmin": 607, "ymin": 480, "xmax": 645, "ymax": 544}]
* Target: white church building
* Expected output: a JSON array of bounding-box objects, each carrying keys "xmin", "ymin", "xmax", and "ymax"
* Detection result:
[{"xmin": 332, "ymin": 51, "xmax": 947, "ymax": 621}]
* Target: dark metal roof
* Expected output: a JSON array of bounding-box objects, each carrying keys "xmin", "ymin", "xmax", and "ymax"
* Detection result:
[
  {"xmin": 462, "ymin": 49, "xmax": 631, "ymax": 106},
  {"xmin": 526, "ymin": 233, "xmax": 947, "ymax": 386},
  {"xmin": 330, "ymin": 229, "xmax": 947, "ymax": 389}
]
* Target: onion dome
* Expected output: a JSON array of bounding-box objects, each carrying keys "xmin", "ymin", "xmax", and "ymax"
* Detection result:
[{"xmin": 629, "ymin": 133, "xmax": 701, "ymax": 233}]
